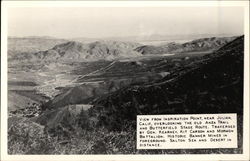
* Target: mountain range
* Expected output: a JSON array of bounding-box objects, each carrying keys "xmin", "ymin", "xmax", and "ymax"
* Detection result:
[
  {"xmin": 135, "ymin": 36, "xmax": 236, "ymax": 55},
  {"xmin": 8, "ymin": 36, "xmax": 237, "ymax": 62},
  {"xmin": 9, "ymin": 40, "xmax": 141, "ymax": 61}
]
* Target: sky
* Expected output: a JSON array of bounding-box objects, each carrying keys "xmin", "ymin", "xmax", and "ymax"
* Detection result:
[{"xmin": 8, "ymin": 7, "xmax": 244, "ymax": 39}]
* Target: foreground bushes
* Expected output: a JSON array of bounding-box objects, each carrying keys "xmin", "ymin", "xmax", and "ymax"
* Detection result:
[
  {"xmin": 8, "ymin": 119, "xmax": 136, "ymax": 154},
  {"xmin": 8, "ymin": 114, "xmax": 243, "ymax": 154}
]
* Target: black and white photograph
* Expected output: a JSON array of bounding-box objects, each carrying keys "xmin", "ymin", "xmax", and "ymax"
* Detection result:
[{"xmin": 1, "ymin": 1, "xmax": 249, "ymax": 160}]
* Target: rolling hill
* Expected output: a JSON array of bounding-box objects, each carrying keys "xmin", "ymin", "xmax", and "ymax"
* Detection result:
[
  {"xmin": 8, "ymin": 36, "xmax": 67, "ymax": 58},
  {"xmin": 135, "ymin": 36, "xmax": 237, "ymax": 55},
  {"xmin": 8, "ymin": 90, "xmax": 48, "ymax": 112},
  {"xmin": 9, "ymin": 40, "xmax": 141, "ymax": 61}
]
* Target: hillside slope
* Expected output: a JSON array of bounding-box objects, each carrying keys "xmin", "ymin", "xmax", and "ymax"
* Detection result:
[{"xmin": 92, "ymin": 36, "xmax": 243, "ymax": 130}]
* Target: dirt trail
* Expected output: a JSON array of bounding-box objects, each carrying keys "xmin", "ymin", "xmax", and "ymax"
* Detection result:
[{"xmin": 71, "ymin": 60, "xmax": 117, "ymax": 83}]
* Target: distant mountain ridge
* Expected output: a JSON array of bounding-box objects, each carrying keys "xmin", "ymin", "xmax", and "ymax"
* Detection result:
[
  {"xmin": 9, "ymin": 40, "xmax": 141, "ymax": 61},
  {"xmin": 8, "ymin": 36, "xmax": 238, "ymax": 62},
  {"xmin": 75, "ymin": 33, "xmax": 238, "ymax": 43},
  {"xmin": 8, "ymin": 37, "xmax": 67, "ymax": 58},
  {"xmin": 135, "ymin": 36, "xmax": 237, "ymax": 55}
]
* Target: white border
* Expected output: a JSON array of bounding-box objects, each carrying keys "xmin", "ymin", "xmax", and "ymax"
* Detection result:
[{"xmin": 1, "ymin": 1, "xmax": 249, "ymax": 161}]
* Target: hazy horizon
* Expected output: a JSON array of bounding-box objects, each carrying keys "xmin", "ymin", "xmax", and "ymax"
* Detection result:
[{"xmin": 8, "ymin": 7, "xmax": 244, "ymax": 39}]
